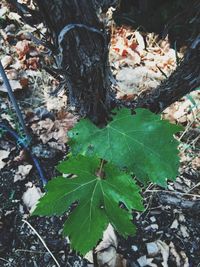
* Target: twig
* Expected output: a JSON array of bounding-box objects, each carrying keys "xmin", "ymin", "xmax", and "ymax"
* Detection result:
[
  {"xmin": 187, "ymin": 182, "xmax": 200, "ymax": 193},
  {"xmin": 0, "ymin": 257, "xmax": 15, "ymax": 266},
  {"xmin": 145, "ymin": 189, "xmax": 200, "ymax": 198},
  {"xmin": 15, "ymin": 249, "xmax": 46, "ymax": 254},
  {"xmin": 22, "ymin": 219, "xmax": 60, "ymax": 267},
  {"xmin": 148, "ymin": 191, "xmax": 200, "ymax": 213}
]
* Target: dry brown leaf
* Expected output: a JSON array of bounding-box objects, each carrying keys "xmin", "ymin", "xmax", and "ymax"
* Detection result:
[
  {"xmin": 0, "ymin": 79, "xmax": 22, "ymax": 92},
  {"xmin": 15, "ymin": 40, "xmax": 31, "ymax": 60},
  {"xmin": 31, "ymin": 114, "xmax": 77, "ymax": 150},
  {"xmin": 95, "ymin": 224, "xmax": 117, "ymax": 253},
  {"xmin": 1, "ymin": 55, "xmax": 13, "ymax": 68},
  {"xmin": 7, "ymin": 12, "xmax": 22, "ymax": 23},
  {"xmin": 25, "ymin": 57, "xmax": 39, "ymax": 70},
  {"xmin": 22, "ymin": 185, "xmax": 43, "ymax": 212},
  {"xmin": 191, "ymin": 157, "xmax": 200, "ymax": 169},
  {"xmin": 6, "ymin": 69, "xmax": 18, "ymax": 80},
  {"xmin": 95, "ymin": 224, "xmax": 125, "ymax": 267},
  {"xmin": 19, "ymin": 77, "xmax": 29, "ymax": 88},
  {"xmin": 14, "ymin": 164, "xmax": 33, "ymax": 182},
  {"xmin": 85, "ymin": 224, "xmax": 125, "ymax": 267}
]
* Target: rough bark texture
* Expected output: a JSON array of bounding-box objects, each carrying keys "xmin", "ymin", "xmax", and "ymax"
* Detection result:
[
  {"xmin": 155, "ymin": 191, "xmax": 200, "ymax": 214},
  {"xmin": 134, "ymin": 35, "xmax": 200, "ymax": 113},
  {"xmin": 34, "ymin": 0, "xmax": 113, "ymax": 124},
  {"xmin": 14, "ymin": 0, "xmax": 199, "ymax": 121}
]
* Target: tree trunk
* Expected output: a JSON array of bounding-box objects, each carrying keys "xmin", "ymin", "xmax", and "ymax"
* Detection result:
[
  {"xmin": 34, "ymin": 0, "xmax": 113, "ymax": 124},
  {"xmin": 134, "ymin": 34, "xmax": 200, "ymax": 113},
  {"xmin": 27, "ymin": 0, "xmax": 200, "ymax": 121}
]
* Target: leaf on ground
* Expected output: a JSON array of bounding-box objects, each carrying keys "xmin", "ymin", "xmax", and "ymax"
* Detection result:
[
  {"xmin": 69, "ymin": 108, "xmax": 182, "ymax": 186},
  {"xmin": 14, "ymin": 164, "xmax": 32, "ymax": 182},
  {"xmin": 22, "ymin": 185, "xmax": 43, "ymax": 212},
  {"xmin": 1, "ymin": 55, "xmax": 12, "ymax": 68},
  {"xmin": 0, "ymin": 79, "xmax": 22, "ymax": 92},
  {"xmin": 33, "ymin": 155, "xmax": 143, "ymax": 254},
  {"xmin": 0, "ymin": 150, "xmax": 10, "ymax": 170},
  {"xmin": 31, "ymin": 112, "xmax": 77, "ymax": 151}
]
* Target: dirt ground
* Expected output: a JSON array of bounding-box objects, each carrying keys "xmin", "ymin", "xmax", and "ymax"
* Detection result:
[{"xmin": 0, "ymin": 1, "xmax": 200, "ymax": 267}]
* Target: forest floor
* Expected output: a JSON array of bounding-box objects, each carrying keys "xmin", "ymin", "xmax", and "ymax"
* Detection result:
[{"xmin": 0, "ymin": 2, "xmax": 200, "ymax": 267}]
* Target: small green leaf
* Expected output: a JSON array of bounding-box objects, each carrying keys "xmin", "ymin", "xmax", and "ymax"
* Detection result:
[
  {"xmin": 69, "ymin": 108, "xmax": 183, "ymax": 186},
  {"xmin": 33, "ymin": 155, "xmax": 143, "ymax": 255}
]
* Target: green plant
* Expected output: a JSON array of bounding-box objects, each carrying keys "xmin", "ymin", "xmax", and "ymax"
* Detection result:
[{"xmin": 33, "ymin": 108, "xmax": 182, "ymax": 254}]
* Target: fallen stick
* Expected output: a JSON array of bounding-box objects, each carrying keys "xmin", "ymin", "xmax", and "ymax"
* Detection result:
[{"xmin": 153, "ymin": 191, "xmax": 200, "ymax": 213}]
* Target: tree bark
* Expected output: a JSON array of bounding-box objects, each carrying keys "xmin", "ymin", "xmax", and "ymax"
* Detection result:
[
  {"xmin": 29, "ymin": 0, "xmax": 200, "ymax": 121},
  {"xmin": 154, "ymin": 191, "xmax": 200, "ymax": 214},
  {"xmin": 133, "ymin": 34, "xmax": 200, "ymax": 113},
  {"xmin": 34, "ymin": 0, "xmax": 113, "ymax": 124}
]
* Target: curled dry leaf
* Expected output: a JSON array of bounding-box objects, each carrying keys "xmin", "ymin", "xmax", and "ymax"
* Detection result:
[
  {"xmin": 31, "ymin": 113, "xmax": 77, "ymax": 151},
  {"xmin": 0, "ymin": 79, "xmax": 22, "ymax": 92},
  {"xmin": 135, "ymin": 31, "xmax": 145, "ymax": 53},
  {"xmin": 19, "ymin": 77, "xmax": 29, "ymax": 88},
  {"xmin": 85, "ymin": 224, "xmax": 126, "ymax": 267},
  {"xmin": 180, "ymin": 225, "xmax": 189, "ymax": 238},
  {"xmin": 96, "ymin": 224, "xmax": 121, "ymax": 267},
  {"xmin": 169, "ymin": 242, "xmax": 181, "ymax": 267},
  {"xmin": 14, "ymin": 164, "xmax": 33, "ymax": 182},
  {"xmin": 25, "ymin": 57, "xmax": 39, "ymax": 70},
  {"xmin": 1, "ymin": 55, "xmax": 13, "ymax": 68},
  {"xmin": 0, "ymin": 150, "xmax": 10, "ymax": 170},
  {"xmin": 156, "ymin": 240, "xmax": 169, "ymax": 267},
  {"xmin": 137, "ymin": 255, "xmax": 157, "ymax": 267},
  {"xmin": 0, "ymin": 6, "xmax": 8, "ymax": 17},
  {"xmin": 180, "ymin": 251, "xmax": 189, "ymax": 267},
  {"xmin": 95, "ymin": 224, "xmax": 118, "ymax": 252},
  {"xmin": 7, "ymin": 12, "xmax": 22, "ymax": 23},
  {"xmin": 15, "ymin": 40, "xmax": 31, "ymax": 60},
  {"xmin": 0, "ymin": 113, "xmax": 16, "ymax": 128},
  {"xmin": 22, "ymin": 185, "xmax": 43, "ymax": 212},
  {"xmin": 6, "ymin": 69, "xmax": 18, "ymax": 80},
  {"xmin": 45, "ymin": 94, "xmax": 68, "ymax": 111}
]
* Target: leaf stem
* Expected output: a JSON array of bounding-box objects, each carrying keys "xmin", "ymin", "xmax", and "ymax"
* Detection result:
[
  {"xmin": 96, "ymin": 159, "xmax": 105, "ymax": 179},
  {"xmin": 93, "ymin": 249, "xmax": 98, "ymax": 267}
]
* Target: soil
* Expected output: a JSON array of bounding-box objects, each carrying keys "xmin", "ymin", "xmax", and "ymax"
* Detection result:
[
  {"xmin": 0, "ymin": 96, "xmax": 199, "ymax": 267},
  {"xmin": 0, "ymin": 1, "xmax": 200, "ymax": 267}
]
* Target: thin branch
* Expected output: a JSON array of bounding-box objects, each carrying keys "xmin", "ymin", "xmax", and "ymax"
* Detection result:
[{"xmin": 22, "ymin": 219, "xmax": 61, "ymax": 267}]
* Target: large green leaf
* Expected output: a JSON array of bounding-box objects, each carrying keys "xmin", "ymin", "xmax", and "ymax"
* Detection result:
[
  {"xmin": 33, "ymin": 155, "xmax": 143, "ymax": 254},
  {"xmin": 69, "ymin": 108, "xmax": 182, "ymax": 186}
]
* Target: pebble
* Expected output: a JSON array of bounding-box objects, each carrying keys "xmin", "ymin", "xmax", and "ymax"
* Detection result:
[
  {"xmin": 179, "ymin": 214, "xmax": 186, "ymax": 222},
  {"xmin": 150, "ymin": 216, "xmax": 156, "ymax": 223},
  {"xmin": 137, "ymin": 255, "xmax": 147, "ymax": 267},
  {"xmin": 44, "ymin": 252, "xmax": 51, "ymax": 263},
  {"xmin": 5, "ymin": 24, "xmax": 16, "ymax": 33},
  {"xmin": 131, "ymin": 245, "xmax": 138, "ymax": 252},
  {"xmin": 31, "ymin": 144, "xmax": 58, "ymax": 159},
  {"xmin": 146, "ymin": 242, "xmax": 159, "ymax": 256},
  {"xmin": 145, "ymin": 223, "xmax": 158, "ymax": 231},
  {"xmin": 150, "ymin": 224, "xmax": 159, "ymax": 230},
  {"xmin": 170, "ymin": 219, "xmax": 179, "ymax": 229}
]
